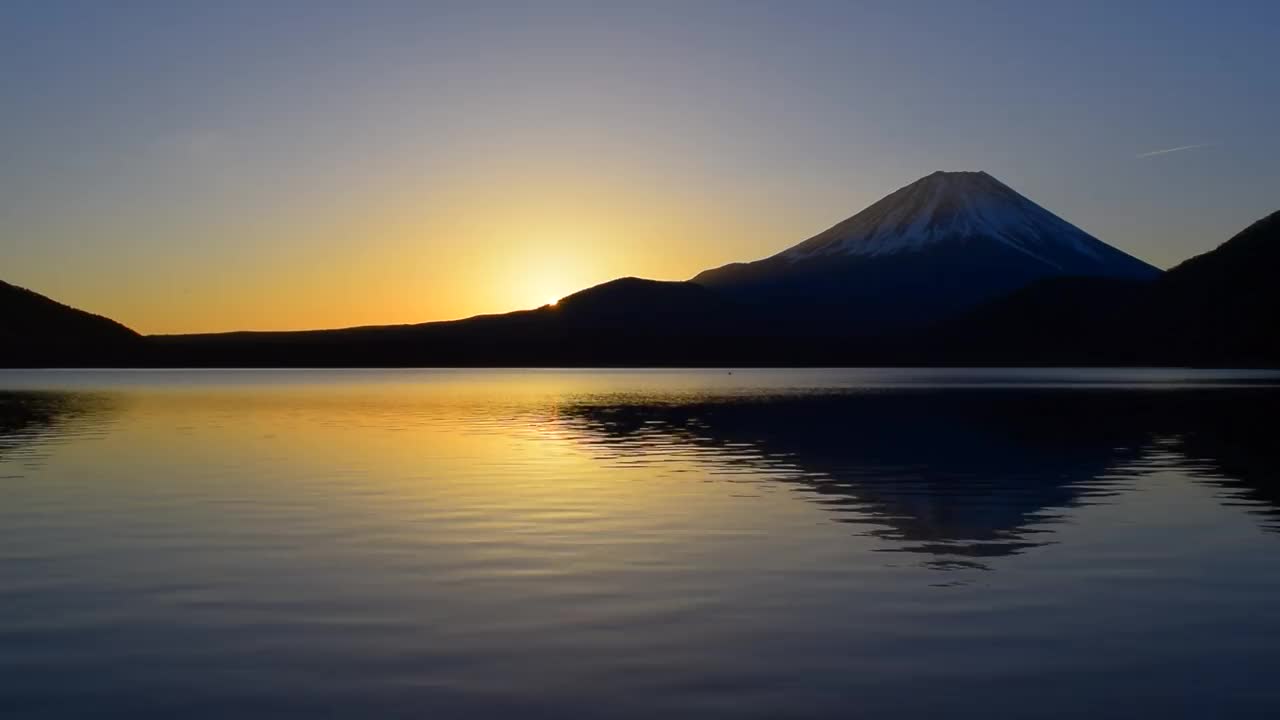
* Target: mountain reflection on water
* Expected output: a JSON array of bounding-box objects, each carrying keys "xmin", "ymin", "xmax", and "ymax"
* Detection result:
[
  {"xmin": 3, "ymin": 370, "xmax": 1280, "ymax": 719},
  {"xmin": 0, "ymin": 390, "xmax": 120, "ymax": 467},
  {"xmin": 3, "ymin": 382, "xmax": 1279, "ymax": 571},
  {"xmin": 554, "ymin": 388, "xmax": 1280, "ymax": 567}
]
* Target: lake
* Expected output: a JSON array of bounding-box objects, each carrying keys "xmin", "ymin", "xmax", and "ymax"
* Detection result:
[{"xmin": 3, "ymin": 368, "xmax": 1280, "ymax": 718}]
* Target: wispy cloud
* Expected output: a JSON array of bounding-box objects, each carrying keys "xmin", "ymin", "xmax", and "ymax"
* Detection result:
[{"xmin": 1135, "ymin": 142, "xmax": 1215, "ymax": 158}]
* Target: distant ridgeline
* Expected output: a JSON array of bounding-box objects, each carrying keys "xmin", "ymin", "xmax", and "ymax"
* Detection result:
[{"xmin": 3, "ymin": 173, "xmax": 1277, "ymax": 367}]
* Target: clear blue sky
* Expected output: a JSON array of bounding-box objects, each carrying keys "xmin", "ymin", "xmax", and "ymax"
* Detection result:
[{"xmin": 2, "ymin": 1, "xmax": 1277, "ymax": 332}]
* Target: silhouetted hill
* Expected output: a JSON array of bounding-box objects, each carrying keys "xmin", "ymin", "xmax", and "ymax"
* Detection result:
[
  {"xmin": 550, "ymin": 277, "xmax": 734, "ymax": 324},
  {"xmin": 939, "ymin": 210, "xmax": 1280, "ymax": 366},
  {"xmin": 0, "ymin": 280, "xmax": 140, "ymax": 367},
  {"xmin": 1151, "ymin": 210, "xmax": 1280, "ymax": 363},
  {"xmin": 150, "ymin": 277, "xmax": 802, "ymax": 366},
  {"xmin": 931, "ymin": 277, "xmax": 1153, "ymax": 365}
]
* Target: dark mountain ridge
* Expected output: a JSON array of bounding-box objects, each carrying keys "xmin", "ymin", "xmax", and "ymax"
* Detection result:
[
  {"xmin": 147, "ymin": 278, "xmax": 778, "ymax": 367},
  {"xmin": 2, "ymin": 174, "xmax": 1274, "ymax": 368},
  {"xmin": 1151, "ymin": 210, "xmax": 1280, "ymax": 362},
  {"xmin": 942, "ymin": 209, "xmax": 1280, "ymax": 366}
]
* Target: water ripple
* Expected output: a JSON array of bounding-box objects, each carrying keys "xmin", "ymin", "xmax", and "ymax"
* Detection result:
[{"xmin": 1, "ymin": 369, "xmax": 1280, "ymax": 718}]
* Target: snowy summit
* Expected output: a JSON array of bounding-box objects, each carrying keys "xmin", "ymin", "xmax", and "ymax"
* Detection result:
[{"xmin": 691, "ymin": 170, "xmax": 1159, "ymax": 331}]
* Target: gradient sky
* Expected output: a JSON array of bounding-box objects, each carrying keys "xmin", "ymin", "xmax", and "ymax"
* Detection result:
[{"xmin": 3, "ymin": 1, "xmax": 1278, "ymax": 334}]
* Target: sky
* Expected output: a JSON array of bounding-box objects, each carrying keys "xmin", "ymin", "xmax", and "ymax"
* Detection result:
[{"xmin": 2, "ymin": 1, "xmax": 1278, "ymax": 334}]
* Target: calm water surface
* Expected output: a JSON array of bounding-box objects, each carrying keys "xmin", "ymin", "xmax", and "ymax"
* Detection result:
[{"xmin": 2, "ymin": 368, "xmax": 1280, "ymax": 718}]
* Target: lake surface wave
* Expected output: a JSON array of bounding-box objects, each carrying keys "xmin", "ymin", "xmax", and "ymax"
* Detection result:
[{"xmin": 3, "ymin": 368, "xmax": 1279, "ymax": 718}]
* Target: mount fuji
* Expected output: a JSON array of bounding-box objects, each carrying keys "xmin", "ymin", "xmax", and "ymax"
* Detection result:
[{"xmin": 692, "ymin": 171, "xmax": 1160, "ymax": 333}]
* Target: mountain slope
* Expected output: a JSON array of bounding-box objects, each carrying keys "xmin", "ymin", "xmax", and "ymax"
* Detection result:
[
  {"xmin": 150, "ymin": 278, "xmax": 789, "ymax": 366},
  {"xmin": 1, "ymin": 280, "xmax": 140, "ymax": 366},
  {"xmin": 693, "ymin": 171, "xmax": 1159, "ymax": 334},
  {"xmin": 1151, "ymin": 209, "xmax": 1280, "ymax": 362},
  {"xmin": 929, "ymin": 277, "xmax": 1152, "ymax": 364},
  {"xmin": 939, "ymin": 209, "xmax": 1280, "ymax": 366}
]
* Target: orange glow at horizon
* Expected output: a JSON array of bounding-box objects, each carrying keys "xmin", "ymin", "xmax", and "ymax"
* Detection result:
[
  {"xmin": 36, "ymin": 168, "xmax": 817, "ymax": 336},
  {"xmin": 3, "ymin": 3, "xmax": 1264, "ymax": 340}
]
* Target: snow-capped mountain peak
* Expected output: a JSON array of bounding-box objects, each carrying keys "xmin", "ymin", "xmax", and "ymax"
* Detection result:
[
  {"xmin": 689, "ymin": 170, "xmax": 1159, "ymax": 333},
  {"xmin": 779, "ymin": 171, "xmax": 1117, "ymax": 270}
]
